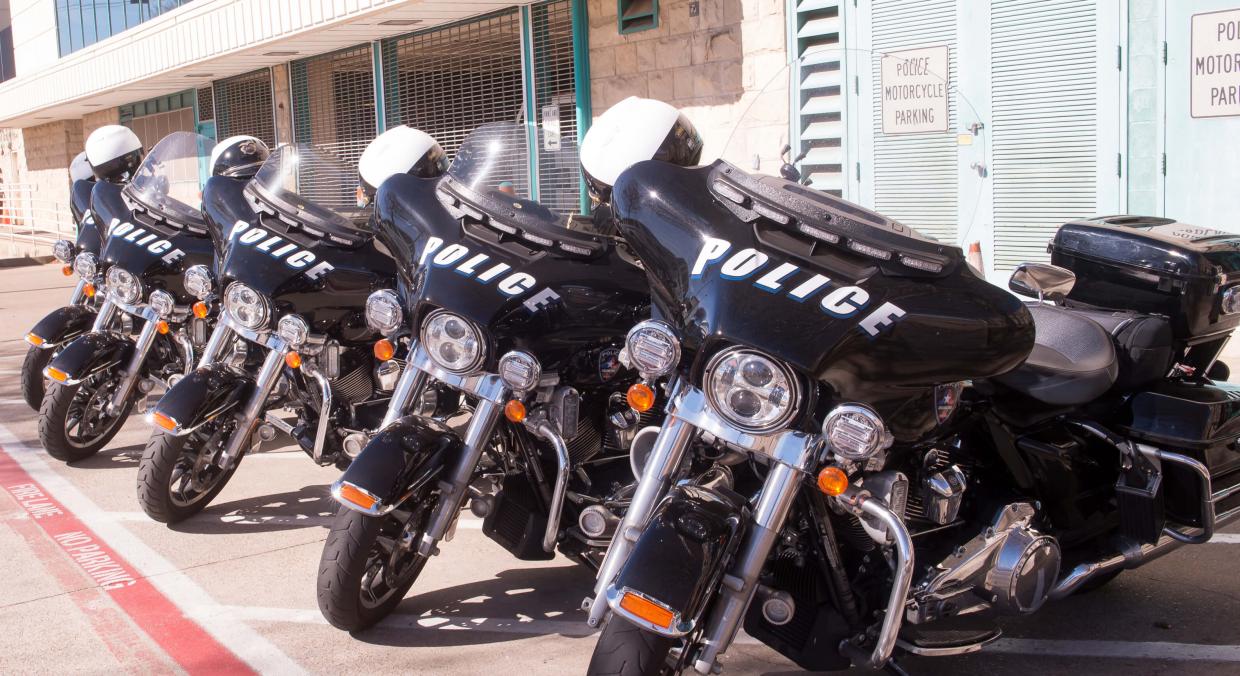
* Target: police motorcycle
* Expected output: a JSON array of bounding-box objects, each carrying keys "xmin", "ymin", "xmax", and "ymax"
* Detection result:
[
  {"xmin": 137, "ymin": 132, "xmax": 426, "ymax": 524},
  {"xmin": 581, "ymin": 90, "xmax": 1240, "ymax": 675},
  {"xmin": 22, "ymin": 150, "xmax": 110, "ymax": 410},
  {"xmin": 317, "ymin": 121, "xmax": 662, "ymax": 632}
]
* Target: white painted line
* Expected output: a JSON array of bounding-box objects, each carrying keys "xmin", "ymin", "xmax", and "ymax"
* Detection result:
[
  {"xmin": 0, "ymin": 399, "xmax": 30, "ymax": 407},
  {"xmin": 0, "ymin": 424, "xmax": 307, "ymax": 674},
  {"xmin": 218, "ymin": 604, "xmax": 598, "ymax": 637},
  {"xmin": 1210, "ymin": 533, "xmax": 1240, "ymax": 544},
  {"xmin": 988, "ymin": 638, "xmax": 1240, "ymax": 662}
]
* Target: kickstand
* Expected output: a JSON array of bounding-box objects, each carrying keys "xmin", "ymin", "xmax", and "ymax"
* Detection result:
[{"xmin": 883, "ymin": 658, "xmax": 911, "ymax": 676}]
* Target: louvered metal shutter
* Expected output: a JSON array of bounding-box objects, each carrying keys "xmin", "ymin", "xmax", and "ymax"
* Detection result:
[
  {"xmin": 290, "ymin": 45, "xmax": 377, "ymax": 167},
  {"xmin": 869, "ymin": 0, "xmax": 957, "ymax": 242},
  {"xmin": 793, "ymin": 0, "xmax": 844, "ymax": 195},
  {"xmin": 381, "ymin": 10, "xmax": 525, "ymax": 159},
  {"xmin": 212, "ymin": 69, "xmax": 276, "ymax": 149},
  {"xmin": 126, "ymin": 107, "xmax": 196, "ymax": 151},
  {"xmin": 196, "ymin": 86, "xmax": 214, "ymax": 123},
  {"xmin": 530, "ymin": 0, "xmax": 582, "ymax": 213},
  {"xmin": 991, "ymin": 0, "xmax": 1099, "ymax": 268}
]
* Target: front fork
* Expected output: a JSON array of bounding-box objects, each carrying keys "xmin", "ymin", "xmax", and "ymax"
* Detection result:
[{"xmin": 416, "ymin": 398, "xmax": 502, "ymax": 557}]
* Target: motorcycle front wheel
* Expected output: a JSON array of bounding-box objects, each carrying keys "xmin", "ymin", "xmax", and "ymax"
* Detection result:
[
  {"xmin": 316, "ymin": 488, "xmax": 438, "ymax": 632},
  {"xmin": 588, "ymin": 617, "xmax": 676, "ymax": 676},
  {"xmin": 21, "ymin": 346, "xmax": 52, "ymax": 411},
  {"xmin": 137, "ymin": 422, "xmax": 243, "ymax": 523},
  {"xmin": 38, "ymin": 375, "xmax": 135, "ymax": 462}
]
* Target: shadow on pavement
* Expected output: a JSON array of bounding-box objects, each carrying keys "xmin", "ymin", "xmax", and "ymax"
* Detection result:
[{"xmin": 170, "ymin": 483, "xmax": 336, "ymax": 534}]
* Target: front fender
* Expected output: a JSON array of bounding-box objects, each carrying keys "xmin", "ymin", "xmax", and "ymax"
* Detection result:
[
  {"xmin": 27, "ymin": 305, "xmax": 97, "ymax": 349},
  {"xmin": 150, "ymin": 363, "xmax": 254, "ymax": 435},
  {"xmin": 333, "ymin": 415, "xmax": 462, "ymax": 516},
  {"xmin": 607, "ymin": 483, "xmax": 750, "ymax": 636},
  {"xmin": 46, "ymin": 332, "xmax": 133, "ymax": 385}
]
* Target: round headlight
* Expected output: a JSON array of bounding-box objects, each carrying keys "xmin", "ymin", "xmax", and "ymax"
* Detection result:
[
  {"xmin": 704, "ymin": 348, "xmax": 800, "ymax": 433},
  {"xmin": 106, "ymin": 267, "xmax": 142, "ymax": 305},
  {"xmin": 421, "ymin": 309, "xmax": 485, "ymax": 374},
  {"xmin": 73, "ymin": 252, "xmax": 97, "ymax": 280},
  {"xmin": 365, "ymin": 289, "xmax": 403, "ymax": 335},
  {"xmin": 149, "ymin": 289, "xmax": 176, "ymax": 317},
  {"xmin": 498, "ymin": 351, "xmax": 541, "ymax": 392},
  {"xmin": 224, "ymin": 282, "xmax": 271, "ymax": 330},
  {"xmin": 52, "ymin": 239, "xmax": 74, "ymax": 263},
  {"xmin": 277, "ymin": 314, "xmax": 310, "ymax": 347},
  {"xmin": 184, "ymin": 265, "xmax": 214, "ymax": 300},
  {"xmin": 822, "ymin": 404, "xmax": 890, "ymax": 460},
  {"xmin": 624, "ymin": 320, "xmax": 681, "ymax": 378}
]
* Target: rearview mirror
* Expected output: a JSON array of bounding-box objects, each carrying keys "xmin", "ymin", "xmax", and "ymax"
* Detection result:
[{"xmin": 1009, "ymin": 263, "xmax": 1076, "ymax": 302}]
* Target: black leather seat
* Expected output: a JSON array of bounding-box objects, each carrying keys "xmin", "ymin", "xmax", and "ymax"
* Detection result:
[{"xmin": 995, "ymin": 304, "xmax": 1119, "ymax": 406}]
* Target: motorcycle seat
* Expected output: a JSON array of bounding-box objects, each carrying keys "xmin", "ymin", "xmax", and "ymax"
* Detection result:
[{"xmin": 995, "ymin": 304, "xmax": 1118, "ymax": 406}]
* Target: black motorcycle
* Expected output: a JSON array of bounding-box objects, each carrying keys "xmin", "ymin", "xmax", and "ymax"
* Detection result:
[
  {"xmin": 582, "ymin": 155, "xmax": 1240, "ymax": 673},
  {"xmin": 39, "ymin": 132, "xmax": 218, "ymax": 463},
  {"xmin": 22, "ymin": 172, "xmax": 109, "ymax": 410},
  {"xmin": 316, "ymin": 122, "xmax": 649, "ymax": 631},
  {"xmin": 139, "ymin": 142, "xmax": 398, "ymax": 523}
]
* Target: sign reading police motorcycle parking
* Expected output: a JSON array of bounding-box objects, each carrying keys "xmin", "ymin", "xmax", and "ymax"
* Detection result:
[
  {"xmin": 880, "ymin": 46, "xmax": 949, "ymax": 134},
  {"xmin": 1192, "ymin": 9, "xmax": 1240, "ymax": 118}
]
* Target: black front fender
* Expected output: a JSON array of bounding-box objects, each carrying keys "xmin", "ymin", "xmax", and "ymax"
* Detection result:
[
  {"xmin": 334, "ymin": 415, "xmax": 462, "ymax": 514},
  {"xmin": 609, "ymin": 482, "xmax": 750, "ymax": 635},
  {"xmin": 152, "ymin": 363, "xmax": 255, "ymax": 434},
  {"xmin": 47, "ymin": 332, "xmax": 133, "ymax": 384},
  {"xmin": 27, "ymin": 305, "xmax": 97, "ymax": 348}
]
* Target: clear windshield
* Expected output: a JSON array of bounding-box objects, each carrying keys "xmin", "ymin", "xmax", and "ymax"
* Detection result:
[
  {"xmin": 251, "ymin": 143, "xmax": 372, "ymax": 229},
  {"xmin": 127, "ymin": 131, "xmax": 214, "ymax": 224}
]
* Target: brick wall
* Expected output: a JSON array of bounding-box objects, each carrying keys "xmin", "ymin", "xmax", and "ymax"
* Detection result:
[
  {"xmin": 587, "ymin": 0, "xmax": 790, "ymax": 171},
  {"xmin": 82, "ymin": 107, "xmax": 119, "ymax": 139}
]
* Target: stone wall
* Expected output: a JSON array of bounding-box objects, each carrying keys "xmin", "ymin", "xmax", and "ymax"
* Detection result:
[{"xmin": 587, "ymin": 0, "xmax": 790, "ymax": 171}]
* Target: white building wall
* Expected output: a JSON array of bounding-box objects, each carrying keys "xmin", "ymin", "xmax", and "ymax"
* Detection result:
[{"xmin": 8, "ymin": 0, "xmax": 57, "ymax": 78}]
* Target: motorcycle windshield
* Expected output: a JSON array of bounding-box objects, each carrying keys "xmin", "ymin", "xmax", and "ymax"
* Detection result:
[
  {"xmin": 124, "ymin": 131, "xmax": 214, "ymax": 228},
  {"xmin": 247, "ymin": 143, "xmax": 373, "ymax": 241}
]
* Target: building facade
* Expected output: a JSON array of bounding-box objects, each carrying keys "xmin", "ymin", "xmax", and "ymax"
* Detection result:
[{"xmin": 0, "ymin": 0, "xmax": 1236, "ymax": 275}]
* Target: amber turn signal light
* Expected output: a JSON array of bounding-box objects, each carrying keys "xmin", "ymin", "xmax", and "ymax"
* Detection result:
[
  {"xmin": 156, "ymin": 320, "xmax": 170, "ymax": 335},
  {"xmin": 151, "ymin": 412, "xmax": 178, "ymax": 432},
  {"xmin": 45, "ymin": 367, "xmax": 70, "ymax": 383},
  {"xmin": 25, "ymin": 333, "xmax": 44, "ymax": 347},
  {"xmin": 82, "ymin": 283, "xmax": 96, "ymax": 298},
  {"xmin": 627, "ymin": 383, "xmax": 656, "ymax": 413},
  {"xmin": 817, "ymin": 466, "xmax": 850, "ymax": 497},
  {"xmin": 192, "ymin": 301, "xmax": 209, "ymax": 319},
  {"xmin": 618, "ymin": 591, "xmax": 675, "ymax": 630},
  {"xmin": 373, "ymin": 338, "xmax": 395, "ymax": 361},
  {"xmin": 338, "ymin": 483, "xmax": 378, "ymax": 511},
  {"xmin": 285, "ymin": 352, "xmax": 302, "ymax": 369},
  {"xmin": 504, "ymin": 399, "xmax": 527, "ymax": 423},
  {"xmin": 61, "ymin": 265, "xmax": 73, "ymax": 276}
]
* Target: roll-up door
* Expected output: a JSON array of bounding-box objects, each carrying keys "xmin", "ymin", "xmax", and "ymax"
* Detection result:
[
  {"xmin": 290, "ymin": 45, "xmax": 377, "ymax": 167},
  {"xmin": 530, "ymin": 0, "xmax": 583, "ymax": 213},
  {"xmin": 212, "ymin": 69, "xmax": 276, "ymax": 149},
  {"xmin": 991, "ymin": 0, "xmax": 1113, "ymax": 268},
  {"xmin": 867, "ymin": 0, "xmax": 958, "ymax": 242},
  {"xmin": 792, "ymin": 0, "xmax": 845, "ymax": 195}
]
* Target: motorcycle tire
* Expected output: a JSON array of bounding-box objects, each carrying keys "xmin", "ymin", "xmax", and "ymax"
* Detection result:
[
  {"xmin": 39, "ymin": 379, "xmax": 134, "ymax": 463},
  {"xmin": 21, "ymin": 346, "xmax": 52, "ymax": 411},
  {"xmin": 137, "ymin": 430, "xmax": 240, "ymax": 524},
  {"xmin": 317, "ymin": 502, "xmax": 435, "ymax": 632},
  {"xmin": 588, "ymin": 616, "xmax": 677, "ymax": 676}
]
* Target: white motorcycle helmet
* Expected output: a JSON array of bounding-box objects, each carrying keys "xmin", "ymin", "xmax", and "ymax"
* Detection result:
[
  {"xmin": 580, "ymin": 96, "xmax": 703, "ymax": 204},
  {"xmin": 210, "ymin": 135, "xmax": 270, "ymax": 179},
  {"xmin": 85, "ymin": 124, "xmax": 143, "ymax": 183},
  {"xmin": 69, "ymin": 151, "xmax": 94, "ymax": 183},
  {"xmin": 357, "ymin": 125, "xmax": 448, "ymax": 202}
]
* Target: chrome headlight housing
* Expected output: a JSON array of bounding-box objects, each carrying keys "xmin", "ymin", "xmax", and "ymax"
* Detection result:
[
  {"xmin": 52, "ymin": 239, "xmax": 74, "ymax": 263},
  {"xmin": 365, "ymin": 289, "xmax": 403, "ymax": 335},
  {"xmin": 223, "ymin": 282, "xmax": 271, "ymax": 331},
  {"xmin": 148, "ymin": 289, "xmax": 176, "ymax": 318},
  {"xmin": 106, "ymin": 267, "xmax": 142, "ymax": 305},
  {"xmin": 277, "ymin": 314, "xmax": 310, "ymax": 348},
  {"xmin": 183, "ymin": 265, "xmax": 214, "ymax": 300},
  {"xmin": 73, "ymin": 252, "xmax": 97, "ymax": 280},
  {"xmin": 624, "ymin": 320, "xmax": 680, "ymax": 378},
  {"xmin": 498, "ymin": 350, "xmax": 541, "ymax": 393},
  {"xmin": 704, "ymin": 348, "xmax": 800, "ymax": 433},
  {"xmin": 421, "ymin": 309, "xmax": 485, "ymax": 374},
  {"xmin": 822, "ymin": 404, "xmax": 891, "ymax": 460}
]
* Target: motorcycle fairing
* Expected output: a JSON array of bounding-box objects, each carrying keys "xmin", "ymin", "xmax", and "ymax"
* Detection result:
[{"xmin": 71, "ymin": 179, "xmax": 103, "ymax": 256}]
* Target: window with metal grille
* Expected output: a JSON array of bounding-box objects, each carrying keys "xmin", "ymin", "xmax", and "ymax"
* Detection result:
[
  {"xmin": 290, "ymin": 45, "xmax": 377, "ymax": 166},
  {"xmin": 125, "ymin": 108, "xmax": 196, "ymax": 152},
  {"xmin": 196, "ymin": 87, "xmax": 214, "ymax": 122},
  {"xmin": 212, "ymin": 69, "xmax": 276, "ymax": 149},
  {"xmin": 530, "ymin": 0, "xmax": 582, "ymax": 214}
]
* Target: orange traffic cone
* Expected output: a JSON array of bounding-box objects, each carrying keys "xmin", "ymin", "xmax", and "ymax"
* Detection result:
[{"xmin": 966, "ymin": 241, "xmax": 984, "ymax": 275}]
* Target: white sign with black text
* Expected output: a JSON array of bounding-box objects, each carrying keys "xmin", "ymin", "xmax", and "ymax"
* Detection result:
[
  {"xmin": 880, "ymin": 46, "xmax": 949, "ymax": 134},
  {"xmin": 1191, "ymin": 8, "xmax": 1240, "ymax": 118}
]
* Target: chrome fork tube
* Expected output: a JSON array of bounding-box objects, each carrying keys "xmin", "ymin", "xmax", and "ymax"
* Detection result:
[
  {"xmin": 197, "ymin": 324, "xmax": 235, "ymax": 367},
  {"xmin": 90, "ymin": 300, "xmax": 117, "ymax": 332},
  {"xmin": 68, "ymin": 279, "xmax": 86, "ymax": 305},
  {"xmin": 692, "ymin": 461, "xmax": 803, "ymax": 674},
  {"xmin": 417, "ymin": 398, "xmax": 502, "ymax": 558},
  {"xmin": 586, "ymin": 415, "xmax": 697, "ymax": 627},
  {"xmin": 381, "ymin": 359, "xmax": 428, "ymax": 429},
  {"xmin": 107, "ymin": 317, "xmax": 160, "ymax": 415},
  {"xmin": 217, "ymin": 342, "xmax": 287, "ymax": 467}
]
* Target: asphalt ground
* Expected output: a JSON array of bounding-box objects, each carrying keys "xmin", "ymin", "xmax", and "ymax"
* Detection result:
[{"xmin": 1, "ymin": 262, "xmax": 1239, "ymax": 675}]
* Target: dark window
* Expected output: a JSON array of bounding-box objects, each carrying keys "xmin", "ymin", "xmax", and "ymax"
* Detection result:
[
  {"xmin": 0, "ymin": 27, "xmax": 14, "ymax": 82},
  {"xmin": 55, "ymin": 0, "xmax": 197, "ymax": 58}
]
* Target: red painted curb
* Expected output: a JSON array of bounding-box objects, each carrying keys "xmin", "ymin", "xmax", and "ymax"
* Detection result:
[{"xmin": 0, "ymin": 444, "xmax": 257, "ymax": 675}]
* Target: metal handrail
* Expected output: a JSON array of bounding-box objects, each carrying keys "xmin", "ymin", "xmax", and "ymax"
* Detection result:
[{"xmin": 0, "ymin": 182, "xmax": 76, "ymax": 251}]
